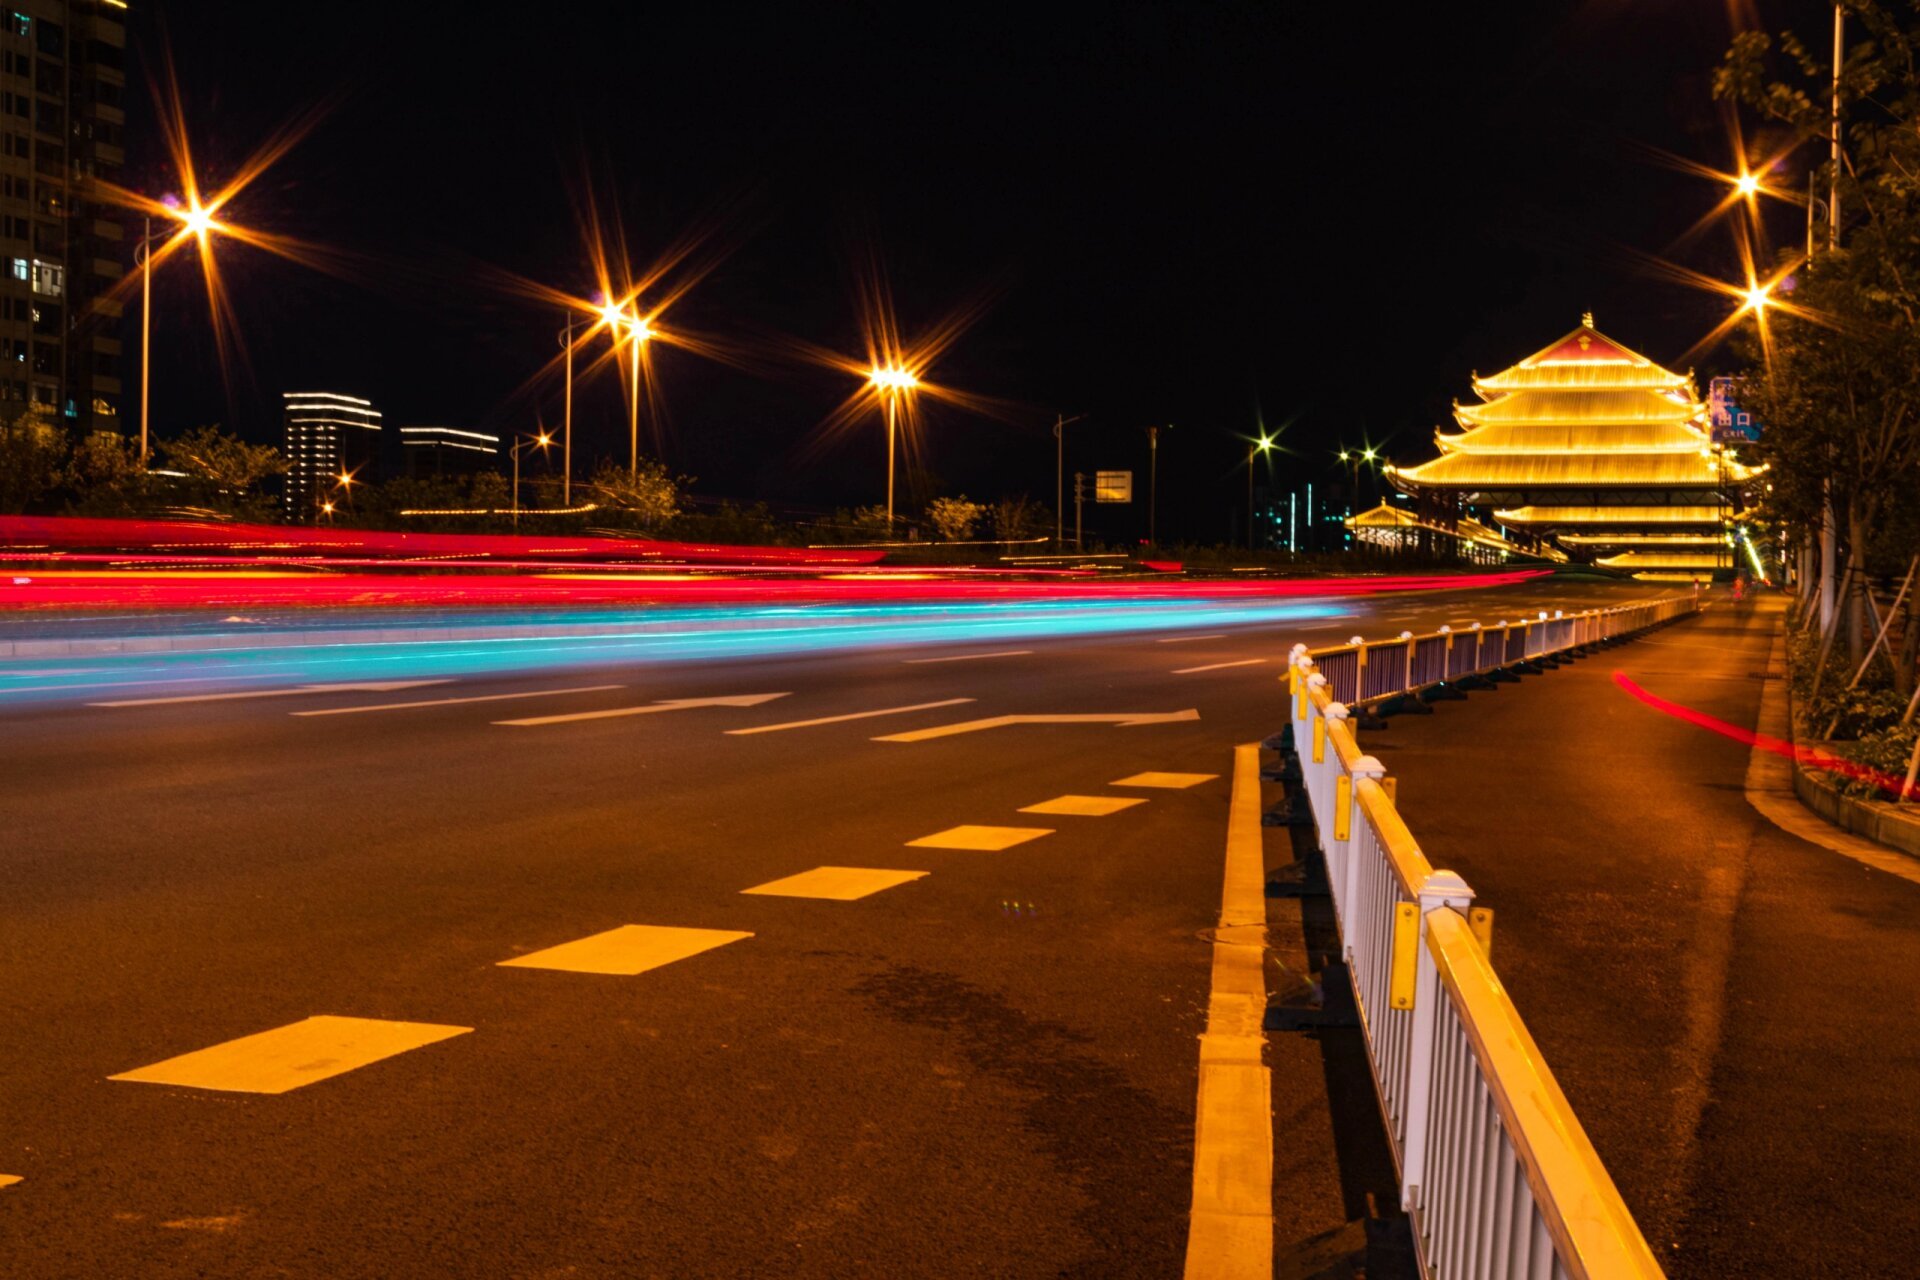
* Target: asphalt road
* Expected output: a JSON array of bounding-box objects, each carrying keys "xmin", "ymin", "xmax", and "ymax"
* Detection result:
[
  {"xmin": 0, "ymin": 576, "xmax": 1673, "ymax": 1278},
  {"xmin": 1378, "ymin": 596, "xmax": 1920, "ymax": 1279}
]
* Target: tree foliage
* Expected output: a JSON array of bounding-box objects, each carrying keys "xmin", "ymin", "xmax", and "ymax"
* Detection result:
[
  {"xmin": 926, "ymin": 495, "xmax": 984, "ymax": 541},
  {"xmin": 1716, "ymin": 3, "xmax": 1920, "ymax": 676},
  {"xmin": 0, "ymin": 404, "xmax": 65, "ymax": 514},
  {"xmin": 587, "ymin": 457, "xmax": 684, "ymax": 531},
  {"xmin": 159, "ymin": 424, "xmax": 287, "ymax": 521}
]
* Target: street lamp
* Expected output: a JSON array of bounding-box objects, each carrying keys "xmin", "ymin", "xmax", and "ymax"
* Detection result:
[
  {"xmin": 1247, "ymin": 433, "xmax": 1275, "ymax": 550},
  {"xmin": 511, "ymin": 430, "xmax": 555, "ymax": 528},
  {"xmin": 137, "ymin": 200, "xmax": 227, "ymax": 466},
  {"xmin": 1052, "ymin": 412, "xmax": 1088, "ymax": 548},
  {"xmin": 868, "ymin": 364, "xmax": 919, "ymax": 525}
]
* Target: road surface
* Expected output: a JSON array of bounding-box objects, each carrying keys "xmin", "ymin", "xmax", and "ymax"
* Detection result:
[{"xmin": 0, "ymin": 577, "xmax": 1668, "ymax": 1278}]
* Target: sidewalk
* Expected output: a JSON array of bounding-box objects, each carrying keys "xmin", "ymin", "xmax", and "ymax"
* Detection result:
[{"xmin": 1357, "ymin": 596, "xmax": 1920, "ymax": 1278}]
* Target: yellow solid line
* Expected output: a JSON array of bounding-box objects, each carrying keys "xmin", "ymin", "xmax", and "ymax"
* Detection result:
[
  {"xmin": 1172, "ymin": 659, "xmax": 1268, "ymax": 675},
  {"xmin": 901, "ymin": 649, "xmax": 1033, "ymax": 664},
  {"xmin": 1182, "ymin": 743, "xmax": 1273, "ymax": 1279}
]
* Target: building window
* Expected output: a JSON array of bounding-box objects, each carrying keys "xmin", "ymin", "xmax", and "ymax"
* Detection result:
[
  {"xmin": 91, "ymin": 396, "xmax": 114, "ymax": 417},
  {"xmin": 33, "ymin": 19, "xmax": 59, "ymax": 58},
  {"xmin": 8, "ymin": 13, "xmax": 26, "ymax": 39},
  {"xmin": 29, "ymin": 381, "xmax": 51, "ymax": 404},
  {"xmin": 9, "ymin": 256, "xmax": 24, "ymax": 281},
  {"xmin": 30, "ymin": 259, "xmax": 58, "ymax": 296}
]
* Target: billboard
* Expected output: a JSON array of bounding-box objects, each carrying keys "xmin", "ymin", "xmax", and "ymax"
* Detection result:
[
  {"xmin": 1709, "ymin": 376, "xmax": 1759, "ymax": 444},
  {"xmin": 1095, "ymin": 470, "xmax": 1132, "ymax": 503}
]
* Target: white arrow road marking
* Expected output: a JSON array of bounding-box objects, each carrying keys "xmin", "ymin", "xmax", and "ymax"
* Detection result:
[
  {"xmin": 1172, "ymin": 659, "xmax": 1268, "ymax": 675},
  {"xmin": 496, "ymin": 693, "xmax": 790, "ymax": 726},
  {"xmin": 291, "ymin": 684, "xmax": 625, "ymax": 717},
  {"xmin": 901, "ymin": 650, "xmax": 1033, "ymax": 664},
  {"xmin": 90, "ymin": 680, "xmax": 454, "ymax": 708},
  {"xmin": 725, "ymin": 697, "xmax": 976, "ymax": 736},
  {"xmin": 874, "ymin": 709, "xmax": 1199, "ymax": 743}
]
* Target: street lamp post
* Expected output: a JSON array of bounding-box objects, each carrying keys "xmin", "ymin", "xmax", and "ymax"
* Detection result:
[
  {"xmin": 511, "ymin": 430, "xmax": 555, "ymax": 529},
  {"xmin": 136, "ymin": 200, "xmax": 223, "ymax": 468},
  {"xmin": 867, "ymin": 365, "xmax": 919, "ymax": 526},
  {"xmin": 1247, "ymin": 434, "xmax": 1275, "ymax": 550},
  {"xmin": 558, "ymin": 314, "xmax": 574, "ymax": 505}
]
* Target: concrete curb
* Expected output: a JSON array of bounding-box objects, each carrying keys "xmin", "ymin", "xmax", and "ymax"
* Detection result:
[{"xmin": 1777, "ymin": 627, "xmax": 1920, "ymax": 860}]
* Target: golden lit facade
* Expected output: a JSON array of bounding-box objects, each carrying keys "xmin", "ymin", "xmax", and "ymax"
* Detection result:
[{"xmin": 1384, "ymin": 315, "xmax": 1754, "ymax": 579}]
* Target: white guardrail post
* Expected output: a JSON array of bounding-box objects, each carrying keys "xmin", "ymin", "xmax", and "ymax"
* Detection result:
[{"xmin": 1400, "ymin": 872, "xmax": 1474, "ymax": 1212}]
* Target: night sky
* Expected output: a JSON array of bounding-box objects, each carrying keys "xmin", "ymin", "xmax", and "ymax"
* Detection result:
[{"xmin": 123, "ymin": 1, "xmax": 1814, "ymax": 541}]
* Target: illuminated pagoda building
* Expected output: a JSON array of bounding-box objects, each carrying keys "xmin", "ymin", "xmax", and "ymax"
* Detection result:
[{"xmin": 1381, "ymin": 314, "xmax": 1759, "ymax": 580}]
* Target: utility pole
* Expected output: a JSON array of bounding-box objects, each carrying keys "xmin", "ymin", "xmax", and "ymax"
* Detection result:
[
  {"xmin": 1146, "ymin": 423, "xmax": 1167, "ymax": 547},
  {"xmin": 1053, "ymin": 413, "xmax": 1086, "ymax": 548},
  {"xmin": 1820, "ymin": 5, "xmax": 1844, "ymax": 631},
  {"xmin": 1073, "ymin": 471, "xmax": 1085, "ymax": 550}
]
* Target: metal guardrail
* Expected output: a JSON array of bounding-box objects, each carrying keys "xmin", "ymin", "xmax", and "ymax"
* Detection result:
[
  {"xmin": 1284, "ymin": 596, "xmax": 1695, "ymax": 1279},
  {"xmin": 1306, "ymin": 598, "xmax": 1698, "ymax": 709}
]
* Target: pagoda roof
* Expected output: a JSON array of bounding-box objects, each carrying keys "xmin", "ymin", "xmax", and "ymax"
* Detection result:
[
  {"xmin": 1433, "ymin": 422, "xmax": 1710, "ymax": 455},
  {"xmin": 1452, "ymin": 388, "xmax": 1700, "ymax": 428},
  {"xmin": 1471, "ymin": 316, "xmax": 1690, "ymax": 394},
  {"xmin": 1494, "ymin": 504, "xmax": 1728, "ymax": 526},
  {"xmin": 1387, "ymin": 451, "xmax": 1756, "ymax": 489},
  {"xmin": 1557, "ymin": 532, "xmax": 1729, "ymax": 547},
  {"xmin": 1594, "ymin": 550, "xmax": 1727, "ymax": 571}
]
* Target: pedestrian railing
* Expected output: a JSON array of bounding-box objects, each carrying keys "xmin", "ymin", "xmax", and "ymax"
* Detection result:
[
  {"xmin": 1305, "ymin": 597, "xmax": 1698, "ymax": 710},
  {"xmin": 1281, "ymin": 595, "xmax": 1695, "ymax": 1279}
]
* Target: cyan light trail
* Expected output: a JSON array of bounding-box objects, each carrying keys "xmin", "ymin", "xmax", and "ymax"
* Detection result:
[{"xmin": 0, "ymin": 598, "xmax": 1352, "ymax": 704}]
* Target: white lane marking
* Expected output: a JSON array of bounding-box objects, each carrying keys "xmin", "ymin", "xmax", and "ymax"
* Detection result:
[
  {"xmin": 90, "ymin": 680, "xmax": 454, "ymax": 708},
  {"xmin": 1182, "ymin": 743, "xmax": 1272, "ymax": 1274},
  {"xmin": 496, "ymin": 693, "xmax": 790, "ymax": 726},
  {"xmin": 725, "ymin": 697, "xmax": 976, "ymax": 736},
  {"xmin": 1172, "ymin": 659, "xmax": 1268, "ymax": 675},
  {"xmin": 1156, "ymin": 633, "xmax": 1229, "ymax": 644},
  {"xmin": 901, "ymin": 650, "xmax": 1033, "ymax": 664},
  {"xmin": 876, "ymin": 709, "xmax": 1199, "ymax": 743},
  {"xmin": 291, "ymin": 684, "xmax": 625, "ymax": 717}
]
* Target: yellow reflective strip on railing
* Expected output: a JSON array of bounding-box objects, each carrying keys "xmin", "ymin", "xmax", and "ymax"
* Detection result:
[
  {"xmin": 1354, "ymin": 776, "xmax": 1435, "ymax": 897},
  {"xmin": 1312, "ymin": 714, "xmax": 1326, "ymax": 763},
  {"xmin": 1389, "ymin": 902, "xmax": 1418, "ymax": 1010},
  {"xmin": 1334, "ymin": 774, "xmax": 1351, "ymax": 841},
  {"xmin": 1424, "ymin": 909, "xmax": 1666, "ymax": 1280}
]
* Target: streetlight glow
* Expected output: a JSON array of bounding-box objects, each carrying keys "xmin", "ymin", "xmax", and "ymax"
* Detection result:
[{"xmin": 867, "ymin": 365, "xmax": 919, "ymax": 392}]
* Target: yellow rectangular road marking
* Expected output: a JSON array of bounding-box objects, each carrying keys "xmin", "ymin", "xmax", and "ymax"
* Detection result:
[
  {"xmin": 742, "ymin": 866, "xmax": 929, "ymax": 900},
  {"xmin": 906, "ymin": 824, "xmax": 1053, "ymax": 851},
  {"xmin": 1112, "ymin": 771, "xmax": 1218, "ymax": 789},
  {"xmin": 1019, "ymin": 794, "xmax": 1146, "ymax": 817},
  {"xmin": 498, "ymin": 924, "xmax": 752, "ymax": 975},
  {"xmin": 110, "ymin": 1016, "xmax": 471, "ymax": 1095},
  {"xmin": 0, "ymin": 1175, "xmax": 20, "ymax": 1190}
]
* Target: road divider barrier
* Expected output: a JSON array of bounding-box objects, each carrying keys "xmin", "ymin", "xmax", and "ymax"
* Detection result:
[
  {"xmin": 1304, "ymin": 597, "xmax": 1698, "ymax": 711},
  {"xmin": 1278, "ymin": 596, "xmax": 1695, "ymax": 1279}
]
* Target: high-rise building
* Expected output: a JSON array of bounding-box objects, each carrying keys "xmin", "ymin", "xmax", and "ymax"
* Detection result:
[
  {"xmin": 399, "ymin": 425, "xmax": 499, "ymax": 479},
  {"xmin": 0, "ymin": 2, "xmax": 129, "ymax": 432},
  {"xmin": 1383, "ymin": 314, "xmax": 1758, "ymax": 580},
  {"xmin": 283, "ymin": 390, "xmax": 381, "ymax": 521}
]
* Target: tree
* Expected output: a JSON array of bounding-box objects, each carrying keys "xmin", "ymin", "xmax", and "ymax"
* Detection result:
[
  {"xmin": 991, "ymin": 494, "xmax": 1047, "ymax": 542},
  {"xmin": 587, "ymin": 457, "xmax": 684, "ymax": 531},
  {"xmin": 159, "ymin": 424, "xmax": 287, "ymax": 521},
  {"xmin": 1717, "ymin": 5, "xmax": 1920, "ymax": 667},
  {"xmin": 0, "ymin": 404, "xmax": 65, "ymax": 514},
  {"xmin": 926, "ymin": 494, "xmax": 984, "ymax": 541},
  {"xmin": 65, "ymin": 430, "xmax": 153, "ymax": 516}
]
